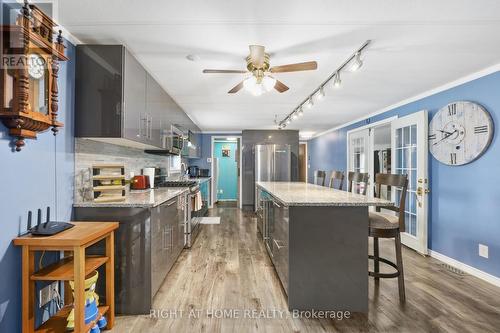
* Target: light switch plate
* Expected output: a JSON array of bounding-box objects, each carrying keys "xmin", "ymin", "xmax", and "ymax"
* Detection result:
[{"xmin": 479, "ymin": 244, "xmax": 489, "ymax": 258}]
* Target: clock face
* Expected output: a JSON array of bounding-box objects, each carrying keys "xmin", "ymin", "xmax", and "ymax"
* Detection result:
[
  {"xmin": 28, "ymin": 54, "xmax": 45, "ymax": 79},
  {"xmin": 429, "ymin": 101, "xmax": 494, "ymax": 166}
]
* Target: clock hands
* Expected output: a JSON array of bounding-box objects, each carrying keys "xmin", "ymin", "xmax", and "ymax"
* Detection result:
[
  {"xmin": 438, "ymin": 129, "xmax": 455, "ymax": 135},
  {"xmin": 433, "ymin": 129, "xmax": 457, "ymax": 146}
]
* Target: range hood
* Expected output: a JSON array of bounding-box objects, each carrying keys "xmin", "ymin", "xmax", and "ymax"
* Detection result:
[{"xmin": 144, "ymin": 148, "xmax": 180, "ymax": 155}]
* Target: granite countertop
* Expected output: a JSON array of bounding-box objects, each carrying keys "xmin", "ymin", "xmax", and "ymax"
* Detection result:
[
  {"xmin": 256, "ymin": 181, "xmax": 394, "ymax": 207},
  {"xmin": 73, "ymin": 187, "xmax": 189, "ymax": 208}
]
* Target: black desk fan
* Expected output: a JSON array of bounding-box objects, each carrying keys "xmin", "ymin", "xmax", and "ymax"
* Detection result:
[{"xmin": 27, "ymin": 207, "xmax": 74, "ymax": 236}]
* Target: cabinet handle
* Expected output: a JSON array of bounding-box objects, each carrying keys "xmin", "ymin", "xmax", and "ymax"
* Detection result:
[
  {"xmin": 171, "ymin": 227, "xmax": 174, "ymax": 250},
  {"xmin": 273, "ymin": 201, "xmax": 281, "ymax": 208},
  {"xmin": 148, "ymin": 115, "xmax": 153, "ymax": 140},
  {"xmin": 166, "ymin": 200, "xmax": 176, "ymax": 206},
  {"xmin": 274, "ymin": 239, "xmax": 285, "ymax": 250}
]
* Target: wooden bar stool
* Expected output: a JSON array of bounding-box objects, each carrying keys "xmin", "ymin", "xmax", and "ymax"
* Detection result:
[
  {"xmin": 369, "ymin": 173, "xmax": 408, "ymax": 303},
  {"xmin": 347, "ymin": 171, "xmax": 369, "ymax": 195},
  {"xmin": 313, "ymin": 170, "xmax": 326, "ymax": 186},
  {"xmin": 328, "ymin": 171, "xmax": 345, "ymax": 190}
]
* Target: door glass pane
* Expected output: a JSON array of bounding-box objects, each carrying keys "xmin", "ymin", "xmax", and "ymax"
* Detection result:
[{"xmin": 395, "ymin": 124, "xmax": 417, "ymax": 236}]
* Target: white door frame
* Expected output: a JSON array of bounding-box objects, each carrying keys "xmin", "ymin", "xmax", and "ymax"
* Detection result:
[
  {"xmin": 391, "ymin": 110, "xmax": 429, "ymax": 255},
  {"xmin": 346, "ymin": 117, "xmax": 397, "ymax": 195},
  {"xmin": 211, "ymin": 136, "xmax": 243, "ymax": 209}
]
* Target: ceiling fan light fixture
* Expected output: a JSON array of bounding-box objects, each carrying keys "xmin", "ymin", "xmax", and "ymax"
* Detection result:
[
  {"xmin": 243, "ymin": 76, "xmax": 257, "ymax": 90},
  {"xmin": 262, "ymin": 75, "xmax": 276, "ymax": 92},
  {"xmin": 349, "ymin": 52, "xmax": 363, "ymax": 72}
]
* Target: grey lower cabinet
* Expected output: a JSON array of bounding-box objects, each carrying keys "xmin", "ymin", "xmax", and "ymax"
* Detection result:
[
  {"xmin": 151, "ymin": 196, "xmax": 185, "ymax": 296},
  {"xmin": 73, "ymin": 194, "xmax": 187, "ymax": 315},
  {"xmin": 264, "ymin": 198, "xmax": 289, "ymax": 293}
]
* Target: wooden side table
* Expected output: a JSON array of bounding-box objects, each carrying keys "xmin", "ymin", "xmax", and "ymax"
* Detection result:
[{"xmin": 14, "ymin": 222, "xmax": 119, "ymax": 333}]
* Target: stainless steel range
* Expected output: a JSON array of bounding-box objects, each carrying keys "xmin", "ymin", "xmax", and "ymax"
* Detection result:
[{"xmin": 157, "ymin": 180, "xmax": 202, "ymax": 248}]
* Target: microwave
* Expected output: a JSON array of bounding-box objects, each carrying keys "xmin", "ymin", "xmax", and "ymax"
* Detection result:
[{"xmin": 162, "ymin": 125, "xmax": 184, "ymax": 155}]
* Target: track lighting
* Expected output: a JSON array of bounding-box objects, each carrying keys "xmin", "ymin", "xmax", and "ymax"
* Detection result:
[
  {"xmin": 315, "ymin": 87, "xmax": 325, "ymax": 101},
  {"xmin": 276, "ymin": 40, "xmax": 370, "ymax": 129},
  {"xmin": 305, "ymin": 97, "xmax": 313, "ymax": 109},
  {"xmin": 349, "ymin": 52, "xmax": 363, "ymax": 72},
  {"xmin": 333, "ymin": 72, "xmax": 341, "ymax": 88}
]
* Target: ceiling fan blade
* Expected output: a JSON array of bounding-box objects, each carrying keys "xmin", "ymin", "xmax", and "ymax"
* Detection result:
[
  {"xmin": 228, "ymin": 81, "xmax": 244, "ymax": 94},
  {"xmin": 274, "ymin": 80, "xmax": 289, "ymax": 93},
  {"xmin": 249, "ymin": 45, "xmax": 265, "ymax": 67},
  {"xmin": 270, "ymin": 61, "xmax": 318, "ymax": 73},
  {"xmin": 203, "ymin": 69, "xmax": 247, "ymax": 74}
]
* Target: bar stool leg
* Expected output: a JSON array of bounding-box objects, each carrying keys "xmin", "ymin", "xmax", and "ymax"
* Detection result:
[
  {"xmin": 373, "ymin": 237, "xmax": 380, "ymax": 282},
  {"xmin": 395, "ymin": 232, "xmax": 406, "ymax": 303}
]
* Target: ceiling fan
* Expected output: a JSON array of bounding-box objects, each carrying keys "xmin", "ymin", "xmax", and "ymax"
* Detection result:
[{"xmin": 202, "ymin": 45, "xmax": 318, "ymax": 95}]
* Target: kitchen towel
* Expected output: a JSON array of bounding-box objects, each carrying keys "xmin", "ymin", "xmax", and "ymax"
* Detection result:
[
  {"xmin": 194, "ymin": 191, "xmax": 203, "ymax": 211},
  {"xmin": 200, "ymin": 217, "xmax": 221, "ymax": 224}
]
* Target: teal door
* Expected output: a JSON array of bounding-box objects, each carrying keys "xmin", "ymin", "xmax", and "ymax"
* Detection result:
[{"xmin": 214, "ymin": 141, "xmax": 238, "ymax": 200}]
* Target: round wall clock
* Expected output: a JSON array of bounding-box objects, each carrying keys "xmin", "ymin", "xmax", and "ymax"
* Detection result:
[
  {"xmin": 28, "ymin": 53, "xmax": 45, "ymax": 79},
  {"xmin": 429, "ymin": 101, "xmax": 494, "ymax": 165}
]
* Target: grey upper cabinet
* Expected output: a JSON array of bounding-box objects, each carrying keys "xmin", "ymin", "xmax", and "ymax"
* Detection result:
[
  {"xmin": 123, "ymin": 49, "xmax": 147, "ymax": 143},
  {"xmin": 75, "ymin": 44, "xmax": 199, "ymax": 149},
  {"xmin": 146, "ymin": 73, "xmax": 169, "ymax": 148}
]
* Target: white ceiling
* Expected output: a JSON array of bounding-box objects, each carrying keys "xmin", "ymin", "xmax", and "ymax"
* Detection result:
[{"xmin": 58, "ymin": 0, "xmax": 500, "ymax": 133}]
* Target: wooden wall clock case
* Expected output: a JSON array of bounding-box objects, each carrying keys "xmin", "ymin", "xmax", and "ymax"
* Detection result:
[{"xmin": 0, "ymin": 0, "xmax": 68, "ymax": 151}]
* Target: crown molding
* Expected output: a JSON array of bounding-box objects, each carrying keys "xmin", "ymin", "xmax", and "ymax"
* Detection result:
[
  {"xmin": 310, "ymin": 63, "xmax": 500, "ymax": 140},
  {"xmin": 201, "ymin": 131, "xmax": 243, "ymax": 134}
]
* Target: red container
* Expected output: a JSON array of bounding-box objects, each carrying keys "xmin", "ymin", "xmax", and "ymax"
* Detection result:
[{"xmin": 131, "ymin": 175, "xmax": 150, "ymax": 190}]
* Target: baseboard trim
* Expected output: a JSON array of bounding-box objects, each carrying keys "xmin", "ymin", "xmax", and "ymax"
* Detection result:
[{"xmin": 429, "ymin": 250, "xmax": 500, "ymax": 288}]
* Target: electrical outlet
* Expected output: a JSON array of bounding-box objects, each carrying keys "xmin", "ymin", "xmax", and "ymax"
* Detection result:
[
  {"xmin": 39, "ymin": 284, "xmax": 51, "ymax": 307},
  {"xmin": 39, "ymin": 281, "xmax": 59, "ymax": 307},
  {"xmin": 479, "ymin": 244, "xmax": 489, "ymax": 258}
]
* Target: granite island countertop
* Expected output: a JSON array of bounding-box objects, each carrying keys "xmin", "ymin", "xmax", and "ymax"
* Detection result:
[
  {"xmin": 73, "ymin": 187, "xmax": 189, "ymax": 208},
  {"xmin": 256, "ymin": 181, "xmax": 394, "ymax": 207}
]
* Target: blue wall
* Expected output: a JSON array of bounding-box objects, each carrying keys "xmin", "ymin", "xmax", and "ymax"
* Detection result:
[
  {"xmin": 0, "ymin": 37, "xmax": 75, "ymax": 331},
  {"xmin": 308, "ymin": 71, "xmax": 500, "ymax": 278},
  {"xmin": 214, "ymin": 141, "xmax": 238, "ymax": 200}
]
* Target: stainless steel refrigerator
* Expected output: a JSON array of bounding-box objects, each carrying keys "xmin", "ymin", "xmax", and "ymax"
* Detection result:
[{"xmin": 254, "ymin": 144, "xmax": 291, "ymax": 184}]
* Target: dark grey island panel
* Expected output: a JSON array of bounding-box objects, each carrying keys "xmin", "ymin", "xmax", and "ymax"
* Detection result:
[
  {"xmin": 256, "ymin": 181, "xmax": 393, "ymax": 313},
  {"xmin": 289, "ymin": 205, "xmax": 368, "ymax": 312}
]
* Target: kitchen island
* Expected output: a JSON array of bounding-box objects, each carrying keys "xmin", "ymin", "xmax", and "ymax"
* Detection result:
[{"xmin": 256, "ymin": 181, "xmax": 393, "ymax": 313}]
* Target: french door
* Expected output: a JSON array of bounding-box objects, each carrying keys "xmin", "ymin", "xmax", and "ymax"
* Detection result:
[
  {"xmin": 391, "ymin": 111, "xmax": 429, "ymax": 255},
  {"xmin": 348, "ymin": 128, "xmax": 370, "ymax": 194}
]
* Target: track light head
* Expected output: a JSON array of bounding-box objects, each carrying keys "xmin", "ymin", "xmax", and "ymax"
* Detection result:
[
  {"xmin": 333, "ymin": 72, "xmax": 342, "ymax": 88},
  {"xmin": 315, "ymin": 87, "xmax": 325, "ymax": 101},
  {"xmin": 305, "ymin": 97, "xmax": 314, "ymax": 109},
  {"xmin": 350, "ymin": 52, "xmax": 363, "ymax": 72}
]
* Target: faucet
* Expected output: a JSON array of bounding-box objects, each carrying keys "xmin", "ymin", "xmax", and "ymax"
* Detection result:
[{"xmin": 180, "ymin": 162, "xmax": 187, "ymax": 179}]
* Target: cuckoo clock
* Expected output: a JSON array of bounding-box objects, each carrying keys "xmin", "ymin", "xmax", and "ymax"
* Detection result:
[{"xmin": 0, "ymin": 0, "xmax": 68, "ymax": 151}]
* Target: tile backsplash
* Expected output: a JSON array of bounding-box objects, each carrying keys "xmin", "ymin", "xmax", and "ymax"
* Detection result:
[{"xmin": 75, "ymin": 138, "xmax": 173, "ymax": 202}]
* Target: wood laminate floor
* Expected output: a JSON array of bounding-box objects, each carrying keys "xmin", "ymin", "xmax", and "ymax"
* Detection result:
[{"xmin": 110, "ymin": 206, "xmax": 500, "ymax": 333}]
